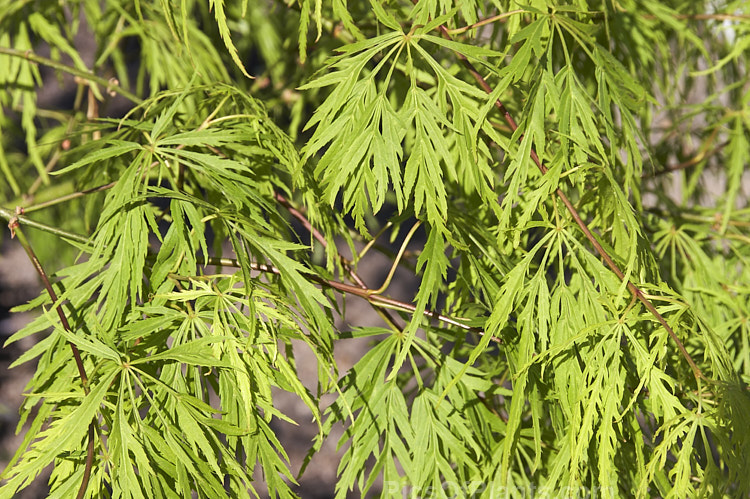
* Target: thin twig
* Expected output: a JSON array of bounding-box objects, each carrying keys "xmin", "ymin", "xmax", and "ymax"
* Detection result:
[
  {"xmin": 0, "ymin": 47, "xmax": 142, "ymax": 104},
  {"xmin": 21, "ymin": 182, "xmax": 117, "ymax": 214},
  {"xmin": 6, "ymin": 218, "xmax": 95, "ymax": 499},
  {"xmin": 446, "ymin": 10, "xmax": 525, "ymax": 35},
  {"xmin": 198, "ymin": 257, "xmax": 497, "ymax": 341},
  {"xmin": 0, "ymin": 206, "xmax": 90, "ymax": 245},
  {"xmin": 643, "ymin": 141, "xmax": 728, "ymax": 178},
  {"xmin": 367, "ymin": 220, "xmax": 422, "ymax": 296}
]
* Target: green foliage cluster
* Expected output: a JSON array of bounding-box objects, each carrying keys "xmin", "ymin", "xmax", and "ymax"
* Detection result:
[{"xmin": 1, "ymin": 0, "xmax": 749, "ymax": 497}]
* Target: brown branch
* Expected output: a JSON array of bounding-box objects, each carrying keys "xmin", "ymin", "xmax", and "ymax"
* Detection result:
[
  {"xmin": 446, "ymin": 10, "xmax": 525, "ymax": 35},
  {"xmin": 431, "ymin": 24, "xmax": 703, "ymax": 380},
  {"xmin": 198, "ymin": 257, "xmax": 497, "ymax": 341},
  {"xmin": 273, "ymin": 193, "xmax": 490, "ymax": 339},
  {"xmin": 77, "ymin": 424, "xmax": 95, "ymax": 499},
  {"xmin": 274, "ymin": 192, "xmax": 400, "ymax": 326},
  {"xmin": 6, "ymin": 217, "xmax": 96, "ymax": 499}
]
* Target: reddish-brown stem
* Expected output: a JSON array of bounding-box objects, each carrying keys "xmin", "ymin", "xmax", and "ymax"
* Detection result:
[
  {"xmin": 273, "ymin": 194, "xmax": 488, "ymax": 338},
  {"xmin": 434, "ymin": 24, "xmax": 703, "ymax": 380},
  {"xmin": 197, "ymin": 258, "xmax": 496, "ymax": 341},
  {"xmin": 8, "ymin": 220, "xmax": 95, "ymax": 499},
  {"xmin": 274, "ymin": 192, "xmax": 367, "ymax": 284},
  {"xmin": 76, "ymin": 424, "xmax": 95, "ymax": 499},
  {"xmin": 274, "ymin": 192, "xmax": 400, "ymax": 326},
  {"xmin": 10, "ymin": 223, "xmax": 88, "ymax": 385}
]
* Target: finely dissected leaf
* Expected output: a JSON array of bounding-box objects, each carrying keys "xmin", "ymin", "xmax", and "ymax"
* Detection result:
[
  {"xmin": 2, "ymin": 1, "xmax": 750, "ymax": 498},
  {"xmin": 51, "ymin": 140, "xmax": 141, "ymax": 176},
  {"xmin": 418, "ymin": 33, "xmax": 503, "ymax": 63},
  {"xmin": 1, "ymin": 368, "xmax": 118, "ymax": 496},
  {"xmin": 150, "ymin": 76, "xmax": 197, "ymax": 140},
  {"xmin": 130, "ymin": 336, "xmax": 229, "ymax": 366},
  {"xmin": 301, "ymin": 24, "xmax": 501, "ymax": 231},
  {"xmin": 207, "ymin": 0, "xmax": 252, "ymax": 78}
]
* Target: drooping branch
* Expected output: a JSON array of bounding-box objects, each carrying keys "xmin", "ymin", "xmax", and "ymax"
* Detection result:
[
  {"xmin": 644, "ymin": 140, "xmax": 728, "ymax": 178},
  {"xmin": 275, "ymin": 192, "xmax": 368, "ymax": 287},
  {"xmin": 430, "ymin": 22, "xmax": 703, "ymax": 380},
  {"xmin": 0, "ymin": 47, "xmax": 142, "ymax": 104},
  {"xmin": 6, "ymin": 216, "xmax": 95, "ymax": 499},
  {"xmin": 197, "ymin": 257, "xmax": 496, "ymax": 341},
  {"xmin": 273, "ymin": 194, "xmax": 493, "ymax": 339},
  {"xmin": 3, "ymin": 178, "xmax": 484, "ymax": 340}
]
